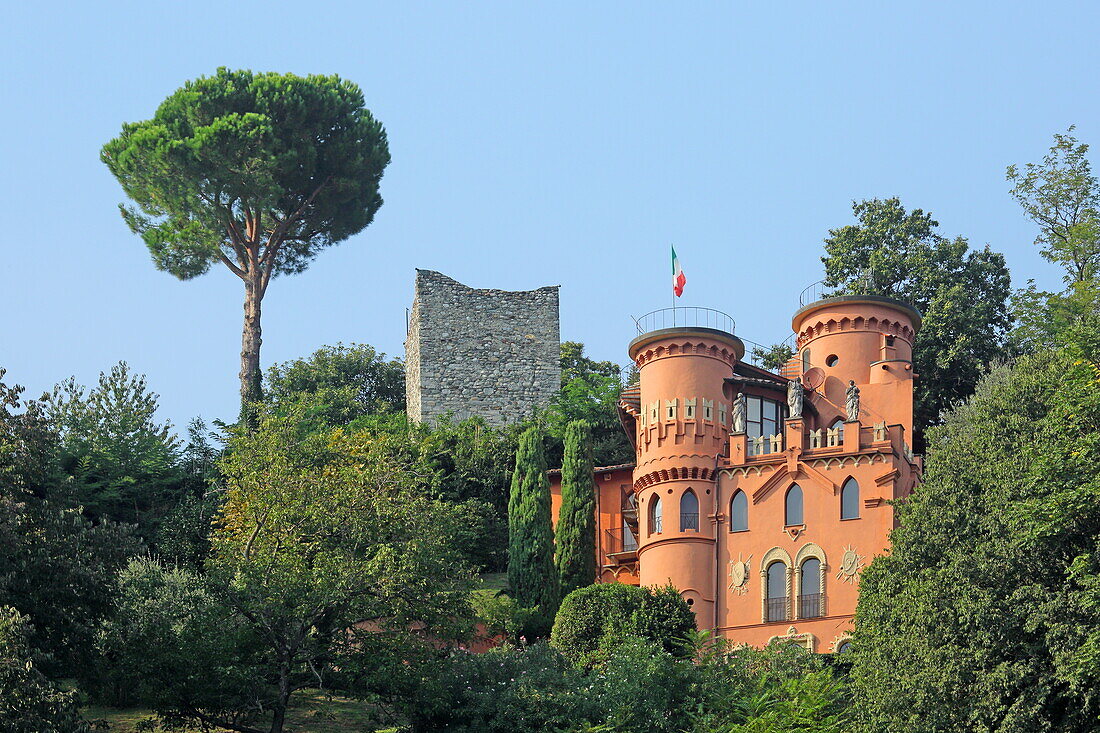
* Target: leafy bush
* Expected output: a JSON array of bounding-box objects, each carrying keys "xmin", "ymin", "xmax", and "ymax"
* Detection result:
[
  {"xmin": 0, "ymin": 605, "xmax": 89, "ymax": 733},
  {"xmin": 404, "ymin": 642, "xmax": 595, "ymax": 733},
  {"xmin": 550, "ymin": 583, "xmax": 695, "ymax": 665},
  {"xmin": 404, "ymin": 630, "xmax": 851, "ymax": 733}
]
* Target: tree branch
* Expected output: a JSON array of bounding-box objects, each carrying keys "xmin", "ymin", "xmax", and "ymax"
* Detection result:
[{"xmin": 218, "ymin": 250, "xmax": 248, "ymax": 280}]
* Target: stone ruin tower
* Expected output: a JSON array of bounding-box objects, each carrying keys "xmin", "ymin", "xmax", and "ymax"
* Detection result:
[{"xmin": 404, "ymin": 269, "xmax": 561, "ymax": 427}]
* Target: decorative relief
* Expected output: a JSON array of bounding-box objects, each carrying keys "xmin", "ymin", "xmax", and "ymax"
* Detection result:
[
  {"xmin": 769, "ymin": 625, "xmax": 816, "ymax": 652},
  {"xmin": 836, "ymin": 544, "xmax": 865, "ymax": 583},
  {"xmin": 830, "ymin": 633, "xmax": 853, "ymax": 653},
  {"xmin": 784, "ymin": 525, "xmax": 806, "ymax": 541},
  {"xmin": 728, "ymin": 553, "xmax": 752, "ymax": 594}
]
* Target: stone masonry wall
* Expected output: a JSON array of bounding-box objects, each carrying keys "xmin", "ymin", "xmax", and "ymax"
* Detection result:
[{"xmin": 405, "ymin": 269, "xmax": 561, "ymax": 426}]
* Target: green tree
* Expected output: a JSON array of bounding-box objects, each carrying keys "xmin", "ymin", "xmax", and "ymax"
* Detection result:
[
  {"xmin": 544, "ymin": 342, "xmax": 632, "ymax": 467},
  {"xmin": 100, "ymin": 407, "xmax": 475, "ymax": 733},
  {"xmin": 101, "ymin": 68, "xmax": 391, "ymax": 412},
  {"xmin": 155, "ymin": 419, "xmax": 223, "ymax": 568},
  {"xmin": 750, "ymin": 342, "xmax": 795, "ymax": 372},
  {"xmin": 555, "ymin": 420, "xmax": 596, "ymax": 596},
  {"xmin": 45, "ymin": 362, "xmax": 181, "ymax": 536},
  {"xmin": 507, "ymin": 426, "xmax": 559, "ymax": 635},
  {"xmin": 1007, "ymin": 126, "xmax": 1100, "ymax": 284},
  {"xmin": 1007, "ymin": 129, "xmax": 1100, "ymax": 354},
  {"xmin": 849, "ymin": 316, "xmax": 1100, "ymax": 732},
  {"xmin": 0, "ymin": 369, "xmax": 143, "ymax": 676},
  {"xmin": 0, "ymin": 606, "xmax": 88, "ymax": 733},
  {"xmin": 266, "ymin": 342, "xmax": 405, "ymax": 425},
  {"xmin": 822, "ymin": 197, "xmax": 1013, "ymax": 446}
]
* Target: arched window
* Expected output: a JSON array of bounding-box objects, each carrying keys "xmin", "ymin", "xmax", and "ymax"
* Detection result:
[
  {"xmin": 836, "ymin": 640, "xmax": 852, "ymax": 654},
  {"xmin": 729, "ymin": 490, "xmax": 748, "ymax": 532},
  {"xmin": 798, "ymin": 558, "xmax": 822, "ymax": 619},
  {"xmin": 680, "ymin": 490, "xmax": 699, "ymax": 531},
  {"xmin": 785, "ymin": 484, "xmax": 803, "ymax": 526},
  {"xmin": 841, "ymin": 477, "xmax": 860, "ymax": 519},
  {"xmin": 766, "ymin": 561, "xmax": 788, "ymax": 622},
  {"xmin": 830, "ymin": 418, "xmax": 845, "ymax": 443},
  {"xmin": 650, "ymin": 496, "xmax": 663, "ymax": 535}
]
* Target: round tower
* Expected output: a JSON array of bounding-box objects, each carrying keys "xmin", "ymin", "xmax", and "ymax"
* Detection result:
[
  {"xmin": 628, "ymin": 310, "xmax": 743, "ymax": 624},
  {"xmin": 791, "ymin": 295, "xmax": 921, "ymax": 434}
]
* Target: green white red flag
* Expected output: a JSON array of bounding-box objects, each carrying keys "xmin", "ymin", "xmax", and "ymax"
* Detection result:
[{"xmin": 672, "ymin": 246, "xmax": 686, "ymax": 297}]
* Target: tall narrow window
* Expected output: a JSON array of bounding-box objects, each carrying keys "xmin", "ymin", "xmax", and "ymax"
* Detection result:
[
  {"xmin": 785, "ymin": 484, "xmax": 803, "ymax": 526},
  {"xmin": 767, "ymin": 561, "xmax": 788, "ymax": 622},
  {"xmin": 841, "ymin": 478, "xmax": 860, "ymax": 519},
  {"xmin": 680, "ymin": 490, "xmax": 699, "ymax": 531},
  {"xmin": 799, "ymin": 558, "xmax": 822, "ymax": 619},
  {"xmin": 650, "ymin": 496, "xmax": 663, "ymax": 535},
  {"xmin": 730, "ymin": 490, "xmax": 748, "ymax": 532},
  {"xmin": 746, "ymin": 396, "xmax": 786, "ymax": 442}
]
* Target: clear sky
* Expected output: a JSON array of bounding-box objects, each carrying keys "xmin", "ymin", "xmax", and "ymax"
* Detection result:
[{"xmin": 2, "ymin": 2, "xmax": 1097, "ymax": 434}]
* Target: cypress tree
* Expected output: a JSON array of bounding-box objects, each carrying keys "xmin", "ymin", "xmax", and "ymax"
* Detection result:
[
  {"xmin": 556, "ymin": 419, "xmax": 596, "ymax": 596},
  {"xmin": 507, "ymin": 426, "xmax": 559, "ymax": 634}
]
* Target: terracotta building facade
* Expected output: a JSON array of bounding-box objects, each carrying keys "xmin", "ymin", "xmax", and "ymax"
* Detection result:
[{"xmin": 550, "ymin": 294, "xmax": 922, "ymax": 653}]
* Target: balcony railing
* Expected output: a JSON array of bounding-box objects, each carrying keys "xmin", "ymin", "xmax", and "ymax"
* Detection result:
[
  {"xmin": 680, "ymin": 512, "xmax": 700, "ymax": 531},
  {"xmin": 798, "ymin": 593, "xmax": 822, "ymax": 619},
  {"xmin": 767, "ymin": 598, "xmax": 788, "ymax": 623},
  {"xmin": 604, "ymin": 527, "xmax": 638, "ymax": 556},
  {"xmin": 633, "ymin": 307, "xmax": 736, "ymax": 336}
]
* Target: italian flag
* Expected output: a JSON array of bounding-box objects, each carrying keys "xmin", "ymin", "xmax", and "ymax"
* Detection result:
[{"xmin": 672, "ymin": 246, "xmax": 686, "ymax": 297}]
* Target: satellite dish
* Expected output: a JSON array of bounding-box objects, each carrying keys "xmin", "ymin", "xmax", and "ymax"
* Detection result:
[{"xmin": 803, "ymin": 367, "xmax": 825, "ymax": 391}]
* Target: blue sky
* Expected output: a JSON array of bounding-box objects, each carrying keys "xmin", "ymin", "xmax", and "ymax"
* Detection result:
[{"xmin": 2, "ymin": 2, "xmax": 1096, "ymax": 434}]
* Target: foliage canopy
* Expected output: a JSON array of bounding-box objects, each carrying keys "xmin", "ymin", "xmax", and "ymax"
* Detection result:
[{"xmin": 822, "ymin": 197, "xmax": 1012, "ymax": 444}]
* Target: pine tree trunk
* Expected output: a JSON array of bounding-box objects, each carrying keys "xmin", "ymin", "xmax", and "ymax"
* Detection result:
[{"xmin": 240, "ymin": 276, "xmax": 264, "ymax": 421}]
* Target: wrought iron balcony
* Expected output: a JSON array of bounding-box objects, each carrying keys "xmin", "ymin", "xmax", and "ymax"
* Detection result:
[
  {"xmin": 767, "ymin": 597, "xmax": 788, "ymax": 623},
  {"xmin": 604, "ymin": 527, "xmax": 639, "ymax": 561},
  {"xmin": 797, "ymin": 593, "xmax": 823, "ymax": 619},
  {"xmin": 632, "ymin": 307, "xmax": 736, "ymax": 336},
  {"xmin": 680, "ymin": 512, "xmax": 700, "ymax": 531}
]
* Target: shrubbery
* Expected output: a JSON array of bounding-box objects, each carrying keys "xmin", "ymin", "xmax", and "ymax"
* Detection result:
[
  {"xmin": 403, "ymin": 631, "xmax": 851, "ymax": 733},
  {"xmin": 0, "ymin": 606, "xmax": 88, "ymax": 733},
  {"xmin": 550, "ymin": 583, "xmax": 696, "ymax": 665}
]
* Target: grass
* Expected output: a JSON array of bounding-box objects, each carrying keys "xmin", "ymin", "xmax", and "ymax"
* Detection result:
[
  {"xmin": 82, "ymin": 690, "xmax": 401, "ymax": 732},
  {"xmin": 478, "ymin": 572, "xmax": 508, "ymax": 592}
]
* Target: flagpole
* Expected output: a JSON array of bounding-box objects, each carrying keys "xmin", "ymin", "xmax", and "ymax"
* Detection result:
[{"xmin": 671, "ymin": 243, "xmax": 676, "ymax": 327}]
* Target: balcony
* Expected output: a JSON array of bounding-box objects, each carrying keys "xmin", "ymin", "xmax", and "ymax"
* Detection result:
[
  {"xmin": 604, "ymin": 527, "xmax": 638, "ymax": 565},
  {"xmin": 632, "ymin": 307, "xmax": 736, "ymax": 336},
  {"xmin": 798, "ymin": 593, "xmax": 822, "ymax": 619},
  {"xmin": 767, "ymin": 598, "xmax": 788, "ymax": 623},
  {"xmin": 680, "ymin": 512, "xmax": 699, "ymax": 531}
]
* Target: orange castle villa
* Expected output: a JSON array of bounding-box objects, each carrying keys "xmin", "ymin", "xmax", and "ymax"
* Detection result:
[{"xmin": 550, "ymin": 292, "xmax": 922, "ymax": 654}]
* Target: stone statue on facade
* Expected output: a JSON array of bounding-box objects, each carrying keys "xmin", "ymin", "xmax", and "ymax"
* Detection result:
[
  {"xmin": 787, "ymin": 377, "xmax": 804, "ymax": 419},
  {"xmin": 845, "ymin": 380, "xmax": 860, "ymax": 422},
  {"xmin": 731, "ymin": 393, "xmax": 746, "ymax": 434}
]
